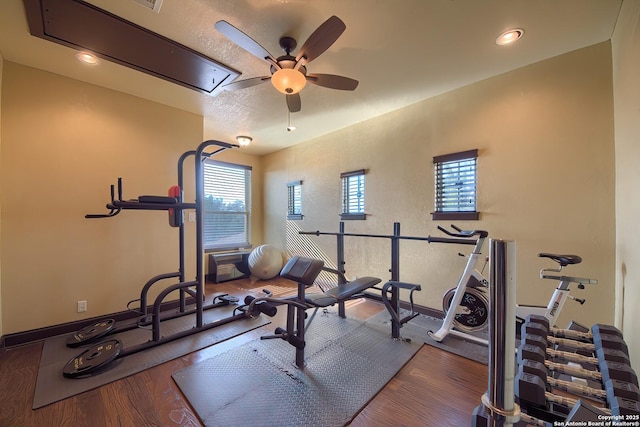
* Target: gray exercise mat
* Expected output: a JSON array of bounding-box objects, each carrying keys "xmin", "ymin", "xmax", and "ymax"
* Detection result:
[
  {"xmin": 367, "ymin": 309, "xmax": 490, "ymax": 364},
  {"xmin": 33, "ymin": 303, "xmax": 270, "ymax": 409},
  {"xmin": 172, "ymin": 312, "xmax": 421, "ymax": 427}
]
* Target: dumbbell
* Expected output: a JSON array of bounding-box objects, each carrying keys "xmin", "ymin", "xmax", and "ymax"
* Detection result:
[
  {"xmin": 519, "ymin": 330, "xmax": 636, "ymax": 382},
  {"xmin": 515, "ymin": 401, "xmax": 610, "ymax": 427},
  {"xmin": 517, "ymin": 412, "xmax": 552, "ymax": 427},
  {"xmin": 519, "ymin": 334, "xmax": 634, "ymax": 382},
  {"xmin": 516, "ymin": 371, "xmax": 597, "ymax": 423},
  {"xmin": 472, "ymin": 403, "xmax": 553, "ymax": 427},
  {"xmin": 527, "ymin": 314, "xmax": 623, "ymax": 338},
  {"xmin": 524, "ymin": 314, "xmax": 626, "ymax": 352},
  {"xmin": 476, "ymin": 399, "xmax": 615, "ymax": 427},
  {"xmin": 520, "ymin": 338, "xmax": 629, "ymax": 370},
  {"xmin": 522, "ymin": 321, "xmax": 628, "ymax": 357},
  {"xmin": 516, "ymin": 365, "xmax": 640, "ymax": 417},
  {"xmin": 518, "ymin": 339, "xmax": 638, "ymax": 388},
  {"xmin": 520, "ymin": 358, "xmax": 639, "ymax": 404},
  {"xmin": 520, "ymin": 323, "xmax": 629, "ymax": 363},
  {"xmin": 518, "ymin": 342, "xmax": 632, "ymax": 392}
]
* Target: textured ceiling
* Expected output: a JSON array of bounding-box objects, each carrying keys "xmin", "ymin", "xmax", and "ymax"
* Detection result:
[{"xmin": 0, "ymin": 0, "xmax": 623, "ymax": 155}]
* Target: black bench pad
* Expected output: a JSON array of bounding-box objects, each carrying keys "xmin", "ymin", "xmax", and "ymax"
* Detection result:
[
  {"xmin": 280, "ymin": 256, "xmax": 325, "ymax": 286},
  {"xmin": 305, "ymin": 277, "xmax": 381, "ymax": 308}
]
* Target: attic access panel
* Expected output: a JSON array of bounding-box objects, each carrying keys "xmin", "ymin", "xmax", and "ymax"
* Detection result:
[{"xmin": 23, "ymin": 0, "xmax": 240, "ymax": 96}]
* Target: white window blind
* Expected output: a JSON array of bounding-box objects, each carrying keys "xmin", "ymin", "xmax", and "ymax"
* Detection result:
[
  {"xmin": 433, "ymin": 149, "xmax": 478, "ymax": 219},
  {"xmin": 340, "ymin": 169, "xmax": 366, "ymax": 220},
  {"xmin": 203, "ymin": 160, "xmax": 251, "ymax": 250},
  {"xmin": 287, "ymin": 181, "xmax": 303, "ymax": 219}
]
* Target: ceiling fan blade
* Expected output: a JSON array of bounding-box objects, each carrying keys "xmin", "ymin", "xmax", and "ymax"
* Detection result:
[
  {"xmin": 215, "ymin": 20, "xmax": 277, "ymax": 64},
  {"xmin": 223, "ymin": 76, "xmax": 271, "ymax": 91},
  {"xmin": 286, "ymin": 93, "xmax": 301, "ymax": 113},
  {"xmin": 295, "ymin": 16, "xmax": 346, "ymax": 63},
  {"xmin": 306, "ymin": 74, "xmax": 359, "ymax": 91}
]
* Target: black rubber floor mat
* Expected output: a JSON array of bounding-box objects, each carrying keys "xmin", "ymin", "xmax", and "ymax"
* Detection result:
[
  {"xmin": 172, "ymin": 313, "xmax": 421, "ymax": 427},
  {"xmin": 32, "ymin": 304, "xmax": 270, "ymax": 409},
  {"xmin": 367, "ymin": 309, "xmax": 489, "ymax": 364}
]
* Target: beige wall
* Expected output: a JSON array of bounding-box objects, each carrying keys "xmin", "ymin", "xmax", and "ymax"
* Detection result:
[
  {"xmin": 0, "ymin": 52, "xmax": 3, "ymax": 338},
  {"xmin": 612, "ymin": 0, "xmax": 640, "ymax": 373},
  {"xmin": 0, "ymin": 62, "xmax": 261, "ymax": 334},
  {"xmin": 263, "ymin": 42, "xmax": 615, "ymax": 333}
]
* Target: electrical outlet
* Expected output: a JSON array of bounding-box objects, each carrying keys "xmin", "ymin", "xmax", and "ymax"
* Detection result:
[
  {"xmin": 77, "ymin": 300, "xmax": 87, "ymax": 313},
  {"xmin": 188, "ymin": 212, "xmax": 196, "ymax": 222}
]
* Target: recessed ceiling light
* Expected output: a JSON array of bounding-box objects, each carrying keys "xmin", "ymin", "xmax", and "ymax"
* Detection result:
[
  {"xmin": 496, "ymin": 29, "xmax": 524, "ymax": 46},
  {"xmin": 75, "ymin": 51, "xmax": 100, "ymax": 65}
]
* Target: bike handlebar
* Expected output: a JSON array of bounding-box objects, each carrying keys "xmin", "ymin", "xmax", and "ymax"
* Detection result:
[{"xmin": 437, "ymin": 224, "xmax": 488, "ymax": 239}]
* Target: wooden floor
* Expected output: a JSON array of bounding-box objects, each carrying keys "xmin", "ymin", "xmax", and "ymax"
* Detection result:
[{"xmin": 0, "ymin": 277, "xmax": 488, "ymax": 427}]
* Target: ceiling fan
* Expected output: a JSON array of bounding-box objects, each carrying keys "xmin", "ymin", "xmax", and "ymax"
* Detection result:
[{"xmin": 214, "ymin": 16, "xmax": 358, "ymax": 113}]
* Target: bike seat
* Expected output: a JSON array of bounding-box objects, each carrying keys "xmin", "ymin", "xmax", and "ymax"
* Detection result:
[{"xmin": 538, "ymin": 253, "xmax": 582, "ymax": 267}]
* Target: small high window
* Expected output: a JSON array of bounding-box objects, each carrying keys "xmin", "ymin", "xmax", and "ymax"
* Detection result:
[
  {"xmin": 432, "ymin": 149, "xmax": 479, "ymax": 220},
  {"xmin": 287, "ymin": 180, "xmax": 303, "ymax": 220},
  {"xmin": 340, "ymin": 169, "xmax": 366, "ymax": 220}
]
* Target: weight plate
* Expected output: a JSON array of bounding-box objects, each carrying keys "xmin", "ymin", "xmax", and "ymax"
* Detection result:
[
  {"xmin": 220, "ymin": 295, "xmax": 239, "ymax": 303},
  {"xmin": 443, "ymin": 288, "xmax": 489, "ymax": 332},
  {"xmin": 66, "ymin": 319, "xmax": 116, "ymax": 348},
  {"xmin": 63, "ymin": 339, "xmax": 122, "ymax": 378},
  {"xmin": 214, "ymin": 294, "xmax": 240, "ymax": 304}
]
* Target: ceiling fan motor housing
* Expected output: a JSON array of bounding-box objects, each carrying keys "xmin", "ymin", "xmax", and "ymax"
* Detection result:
[
  {"xmin": 270, "ymin": 56, "xmax": 307, "ymax": 74},
  {"xmin": 279, "ymin": 36, "xmax": 297, "ymax": 54}
]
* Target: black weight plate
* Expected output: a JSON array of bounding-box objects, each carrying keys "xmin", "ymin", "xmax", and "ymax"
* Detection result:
[
  {"xmin": 443, "ymin": 289, "xmax": 488, "ymax": 332},
  {"xmin": 66, "ymin": 319, "xmax": 116, "ymax": 348},
  {"xmin": 63, "ymin": 339, "xmax": 122, "ymax": 378},
  {"xmin": 213, "ymin": 294, "xmax": 240, "ymax": 304},
  {"xmin": 220, "ymin": 295, "xmax": 239, "ymax": 303}
]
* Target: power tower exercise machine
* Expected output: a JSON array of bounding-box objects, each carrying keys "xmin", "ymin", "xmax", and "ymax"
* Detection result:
[{"xmin": 63, "ymin": 140, "xmax": 275, "ymax": 378}]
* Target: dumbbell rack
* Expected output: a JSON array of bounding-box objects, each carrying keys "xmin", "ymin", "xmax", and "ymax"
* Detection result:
[
  {"xmin": 471, "ymin": 240, "xmax": 639, "ymax": 427},
  {"xmin": 514, "ymin": 316, "xmax": 639, "ymax": 425}
]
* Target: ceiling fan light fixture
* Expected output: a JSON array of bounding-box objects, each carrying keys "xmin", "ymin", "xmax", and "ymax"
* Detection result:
[
  {"xmin": 496, "ymin": 28, "xmax": 524, "ymax": 45},
  {"xmin": 236, "ymin": 135, "xmax": 252, "ymax": 146},
  {"xmin": 271, "ymin": 68, "xmax": 307, "ymax": 94}
]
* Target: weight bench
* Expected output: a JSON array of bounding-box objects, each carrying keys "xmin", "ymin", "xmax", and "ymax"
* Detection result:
[
  {"xmin": 255, "ymin": 256, "xmax": 381, "ymax": 368},
  {"xmin": 305, "ymin": 267, "xmax": 381, "ymax": 313}
]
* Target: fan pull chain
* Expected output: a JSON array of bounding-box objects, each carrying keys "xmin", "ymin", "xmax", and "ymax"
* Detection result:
[{"xmin": 287, "ymin": 110, "xmax": 296, "ymax": 132}]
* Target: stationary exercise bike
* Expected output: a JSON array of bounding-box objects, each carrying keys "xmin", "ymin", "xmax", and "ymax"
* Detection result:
[{"xmin": 427, "ymin": 226, "xmax": 598, "ymax": 345}]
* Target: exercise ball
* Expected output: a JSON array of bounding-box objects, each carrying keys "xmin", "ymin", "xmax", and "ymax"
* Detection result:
[{"xmin": 248, "ymin": 245, "xmax": 283, "ymax": 280}]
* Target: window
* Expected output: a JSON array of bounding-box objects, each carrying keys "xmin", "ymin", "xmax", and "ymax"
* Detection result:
[
  {"xmin": 340, "ymin": 169, "xmax": 366, "ymax": 220},
  {"xmin": 203, "ymin": 160, "xmax": 252, "ymax": 250},
  {"xmin": 432, "ymin": 149, "xmax": 479, "ymax": 220},
  {"xmin": 287, "ymin": 180, "xmax": 303, "ymax": 220}
]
